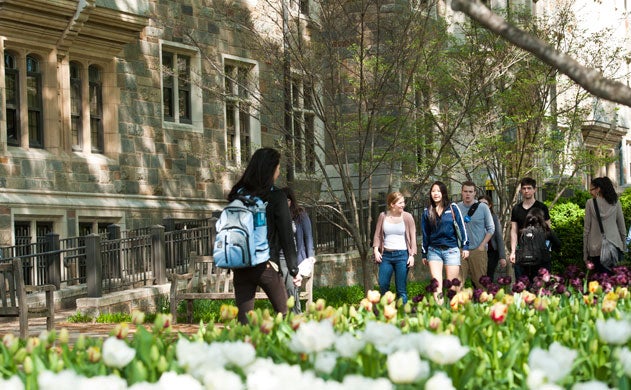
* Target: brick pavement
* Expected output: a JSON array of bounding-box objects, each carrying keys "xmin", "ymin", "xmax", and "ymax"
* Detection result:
[{"xmin": 0, "ymin": 308, "xmax": 203, "ymax": 342}]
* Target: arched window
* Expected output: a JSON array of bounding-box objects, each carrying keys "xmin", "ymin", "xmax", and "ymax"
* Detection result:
[
  {"xmin": 4, "ymin": 52, "xmax": 19, "ymax": 146},
  {"xmin": 70, "ymin": 62, "xmax": 83, "ymax": 150},
  {"xmin": 26, "ymin": 55, "xmax": 43, "ymax": 148},
  {"xmin": 88, "ymin": 65, "xmax": 103, "ymax": 152}
]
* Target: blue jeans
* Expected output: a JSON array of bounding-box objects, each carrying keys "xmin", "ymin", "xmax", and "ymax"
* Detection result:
[{"xmin": 378, "ymin": 249, "xmax": 409, "ymax": 304}]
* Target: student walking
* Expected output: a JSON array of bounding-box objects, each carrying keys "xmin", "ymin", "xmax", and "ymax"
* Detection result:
[
  {"xmin": 421, "ymin": 181, "xmax": 469, "ymax": 304},
  {"xmin": 227, "ymin": 148, "xmax": 302, "ymax": 324},
  {"xmin": 373, "ymin": 192, "xmax": 417, "ymax": 304},
  {"xmin": 583, "ymin": 176, "xmax": 626, "ymax": 275},
  {"xmin": 457, "ymin": 181, "xmax": 495, "ymax": 289},
  {"xmin": 478, "ymin": 195, "xmax": 507, "ymax": 281},
  {"xmin": 280, "ymin": 186, "xmax": 316, "ymax": 314}
]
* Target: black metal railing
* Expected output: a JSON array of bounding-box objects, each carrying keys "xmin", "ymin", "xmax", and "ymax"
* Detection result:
[{"xmin": 0, "ymin": 204, "xmax": 378, "ymax": 297}]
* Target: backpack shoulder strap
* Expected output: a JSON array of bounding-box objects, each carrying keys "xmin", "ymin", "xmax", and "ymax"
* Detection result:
[{"xmin": 468, "ymin": 202, "xmax": 480, "ymax": 217}]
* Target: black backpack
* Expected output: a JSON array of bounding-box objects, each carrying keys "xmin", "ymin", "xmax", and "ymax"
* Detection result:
[{"xmin": 516, "ymin": 225, "xmax": 550, "ymax": 266}]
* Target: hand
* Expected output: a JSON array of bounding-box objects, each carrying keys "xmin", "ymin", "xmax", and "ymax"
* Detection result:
[
  {"xmin": 499, "ymin": 258, "xmax": 507, "ymax": 268},
  {"xmin": 407, "ymin": 256, "xmax": 415, "ymax": 268},
  {"xmin": 374, "ymin": 251, "xmax": 382, "ymax": 263},
  {"xmin": 422, "ymin": 258, "xmax": 428, "ymax": 266},
  {"xmin": 477, "ymin": 244, "xmax": 486, "ymax": 252},
  {"xmin": 509, "ymin": 252, "xmax": 516, "ymax": 264},
  {"xmin": 462, "ymin": 250, "xmax": 470, "ymax": 259},
  {"xmin": 293, "ymin": 274, "xmax": 303, "ymax": 287}
]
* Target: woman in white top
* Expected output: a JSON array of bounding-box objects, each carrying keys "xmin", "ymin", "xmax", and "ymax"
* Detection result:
[{"xmin": 372, "ymin": 192, "xmax": 417, "ymax": 304}]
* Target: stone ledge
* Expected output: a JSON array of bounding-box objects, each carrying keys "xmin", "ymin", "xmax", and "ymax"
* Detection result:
[{"xmin": 76, "ymin": 284, "xmax": 171, "ymax": 317}]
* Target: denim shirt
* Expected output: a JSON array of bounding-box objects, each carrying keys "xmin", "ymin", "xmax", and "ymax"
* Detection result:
[{"xmin": 421, "ymin": 203, "xmax": 469, "ymax": 254}]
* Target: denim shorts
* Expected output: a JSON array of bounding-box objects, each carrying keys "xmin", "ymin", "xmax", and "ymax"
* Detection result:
[{"xmin": 427, "ymin": 246, "xmax": 461, "ymax": 266}]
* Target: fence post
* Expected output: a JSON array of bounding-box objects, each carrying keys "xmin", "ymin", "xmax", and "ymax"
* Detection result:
[
  {"xmin": 151, "ymin": 225, "xmax": 166, "ymax": 285},
  {"xmin": 85, "ymin": 234, "xmax": 102, "ymax": 297},
  {"xmin": 107, "ymin": 224, "xmax": 122, "ymax": 278},
  {"xmin": 162, "ymin": 218, "xmax": 175, "ymax": 232},
  {"xmin": 45, "ymin": 233, "xmax": 61, "ymax": 289}
]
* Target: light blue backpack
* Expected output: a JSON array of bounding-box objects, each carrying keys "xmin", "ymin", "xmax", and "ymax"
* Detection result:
[{"xmin": 213, "ymin": 194, "xmax": 269, "ymax": 269}]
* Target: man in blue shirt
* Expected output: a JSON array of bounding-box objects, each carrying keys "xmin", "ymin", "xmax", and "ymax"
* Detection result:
[{"xmin": 458, "ymin": 181, "xmax": 495, "ymax": 289}]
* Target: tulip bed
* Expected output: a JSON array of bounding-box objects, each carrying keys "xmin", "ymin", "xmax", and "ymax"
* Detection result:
[{"xmin": 1, "ymin": 266, "xmax": 631, "ymax": 390}]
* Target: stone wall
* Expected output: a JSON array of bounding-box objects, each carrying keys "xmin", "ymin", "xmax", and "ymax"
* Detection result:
[{"xmin": 312, "ymin": 251, "xmax": 431, "ymax": 289}]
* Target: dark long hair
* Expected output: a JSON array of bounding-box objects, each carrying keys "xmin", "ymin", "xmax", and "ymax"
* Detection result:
[
  {"xmin": 592, "ymin": 176, "xmax": 618, "ymax": 205},
  {"xmin": 282, "ymin": 186, "xmax": 305, "ymax": 220},
  {"xmin": 478, "ymin": 195, "xmax": 494, "ymax": 214},
  {"xmin": 428, "ymin": 181, "xmax": 450, "ymax": 226},
  {"xmin": 523, "ymin": 208, "xmax": 550, "ymax": 232},
  {"xmin": 228, "ymin": 148, "xmax": 280, "ymax": 200}
]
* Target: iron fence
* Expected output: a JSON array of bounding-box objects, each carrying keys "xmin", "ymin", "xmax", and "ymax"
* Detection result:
[{"xmin": 0, "ymin": 206, "xmax": 371, "ymax": 297}]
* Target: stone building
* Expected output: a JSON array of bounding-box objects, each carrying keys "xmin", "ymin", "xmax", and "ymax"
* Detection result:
[{"xmin": 0, "ymin": 0, "xmax": 320, "ymax": 247}]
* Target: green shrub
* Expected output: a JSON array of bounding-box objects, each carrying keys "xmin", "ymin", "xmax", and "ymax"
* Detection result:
[{"xmin": 549, "ymin": 201, "xmax": 584, "ymax": 272}]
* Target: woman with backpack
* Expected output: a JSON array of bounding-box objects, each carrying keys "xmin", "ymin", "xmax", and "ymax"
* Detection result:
[
  {"xmin": 518, "ymin": 208, "xmax": 561, "ymax": 283},
  {"xmin": 227, "ymin": 148, "xmax": 302, "ymax": 324},
  {"xmin": 421, "ymin": 181, "xmax": 469, "ymax": 305},
  {"xmin": 583, "ymin": 176, "xmax": 626, "ymax": 275}
]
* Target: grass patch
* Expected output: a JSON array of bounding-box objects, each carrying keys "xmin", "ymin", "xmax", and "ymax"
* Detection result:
[{"xmin": 66, "ymin": 282, "xmax": 433, "ymax": 324}]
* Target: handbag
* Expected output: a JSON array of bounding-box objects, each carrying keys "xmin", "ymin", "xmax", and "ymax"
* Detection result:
[
  {"xmin": 450, "ymin": 204, "xmax": 463, "ymax": 248},
  {"xmin": 593, "ymin": 199, "xmax": 620, "ymax": 270}
]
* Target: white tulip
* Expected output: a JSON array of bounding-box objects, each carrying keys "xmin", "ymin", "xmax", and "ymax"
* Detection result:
[
  {"xmin": 0, "ymin": 376, "xmax": 24, "ymax": 390},
  {"xmin": 571, "ymin": 380, "xmax": 611, "ymax": 390},
  {"xmin": 424, "ymin": 372, "xmax": 455, "ymax": 390},
  {"xmin": 528, "ymin": 342, "xmax": 577, "ymax": 383},
  {"xmin": 289, "ymin": 320, "xmax": 336, "ymax": 354},
  {"xmin": 422, "ymin": 333, "xmax": 469, "ymax": 365},
  {"xmin": 386, "ymin": 350, "xmax": 429, "ymax": 384},
  {"xmin": 334, "ymin": 332, "xmax": 366, "ymax": 358},
  {"xmin": 596, "ymin": 318, "xmax": 631, "ymax": 345},
  {"xmin": 102, "ymin": 337, "xmax": 136, "ymax": 369},
  {"xmin": 314, "ymin": 351, "xmax": 338, "ymax": 374},
  {"xmin": 362, "ymin": 321, "xmax": 401, "ymax": 354}
]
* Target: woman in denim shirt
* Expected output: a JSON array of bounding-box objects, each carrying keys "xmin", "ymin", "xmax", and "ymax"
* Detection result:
[{"xmin": 421, "ymin": 181, "xmax": 469, "ymax": 304}]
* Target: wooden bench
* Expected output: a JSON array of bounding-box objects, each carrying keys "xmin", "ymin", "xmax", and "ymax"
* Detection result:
[
  {"xmin": 0, "ymin": 259, "xmax": 56, "ymax": 338},
  {"xmin": 169, "ymin": 255, "xmax": 314, "ymax": 323}
]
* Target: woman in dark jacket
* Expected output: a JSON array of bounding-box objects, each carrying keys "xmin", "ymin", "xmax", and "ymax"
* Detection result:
[
  {"xmin": 227, "ymin": 148, "xmax": 301, "ymax": 324},
  {"xmin": 280, "ymin": 187, "xmax": 315, "ymax": 313},
  {"xmin": 478, "ymin": 195, "xmax": 506, "ymax": 281}
]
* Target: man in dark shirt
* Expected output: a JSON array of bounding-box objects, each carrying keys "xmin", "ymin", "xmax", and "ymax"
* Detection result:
[{"xmin": 509, "ymin": 177, "xmax": 551, "ymax": 279}]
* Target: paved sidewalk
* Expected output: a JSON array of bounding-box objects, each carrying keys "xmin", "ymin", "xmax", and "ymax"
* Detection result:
[{"xmin": 0, "ymin": 308, "xmax": 203, "ymax": 343}]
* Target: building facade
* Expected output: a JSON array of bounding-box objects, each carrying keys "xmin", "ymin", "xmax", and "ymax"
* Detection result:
[{"xmin": 0, "ymin": 0, "xmax": 320, "ymax": 247}]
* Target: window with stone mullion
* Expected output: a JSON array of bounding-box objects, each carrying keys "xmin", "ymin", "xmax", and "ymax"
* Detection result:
[
  {"xmin": 4, "ymin": 52, "xmax": 19, "ymax": 146},
  {"xmin": 26, "ymin": 55, "xmax": 43, "ymax": 149}
]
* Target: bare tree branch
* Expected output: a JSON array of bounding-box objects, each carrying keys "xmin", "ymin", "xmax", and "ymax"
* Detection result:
[{"xmin": 451, "ymin": 0, "xmax": 631, "ymax": 107}]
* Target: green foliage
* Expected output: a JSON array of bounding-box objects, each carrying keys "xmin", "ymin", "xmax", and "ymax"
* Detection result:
[
  {"xmin": 549, "ymin": 202, "xmax": 585, "ymax": 272},
  {"xmin": 66, "ymin": 312, "xmax": 93, "ymax": 323},
  {"xmin": 619, "ymin": 188, "xmax": 631, "ymax": 228}
]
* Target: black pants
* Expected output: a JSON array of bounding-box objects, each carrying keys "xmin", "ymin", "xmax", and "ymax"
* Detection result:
[
  {"xmin": 487, "ymin": 249, "xmax": 500, "ymax": 279},
  {"xmin": 588, "ymin": 255, "xmax": 616, "ymax": 276},
  {"xmin": 233, "ymin": 261, "xmax": 288, "ymax": 324}
]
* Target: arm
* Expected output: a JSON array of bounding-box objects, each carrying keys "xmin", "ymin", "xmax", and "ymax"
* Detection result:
[
  {"xmin": 274, "ymin": 192, "xmax": 299, "ymax": 277},
  {"xmin": 493, "ymin": 214, "xmax": 507, "ymax": 263},
  {"xmin": 478, "ymin": 205, "xmax": 495, "ymax": 251},
  {"xmin": 421, "ymin": 210, "xmax": 429, "ymax": 265},
  {"xmin": 452, "ymin": 204, "xmax": 470, "ymax": 258},
  {"xmin": 548, "ymin": 231, "xmax": 562, "ymax": 252},
  {"xmin": 373, "ymin": 212, "xmax": 385, "ymax": 263},
  {"xmin": 616, "ymin": 202, "xmax": 627, "ymax": 244},
  {"xmin": 509, "ymin": 221, "xmax": 518, "ymax": 263},
  {"xmin": 404, "ymin": 212, "xmax": 417, "ymax": 267},
  {"xmin": 583, "ymin": 200, "xmax": 591, "ymax": 262},
  {"xmin": 301, "ymin": 212, "xmax": 316, "ymax": 258}
]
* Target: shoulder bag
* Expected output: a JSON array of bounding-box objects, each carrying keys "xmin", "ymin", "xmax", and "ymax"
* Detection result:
[
  {"xmin": 593, "ymin": 198, "xmax": 620, "ymax": 270},
  {"xmin": 450, "ymin": 204, "xmax": 463, "ymax": 248}
]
